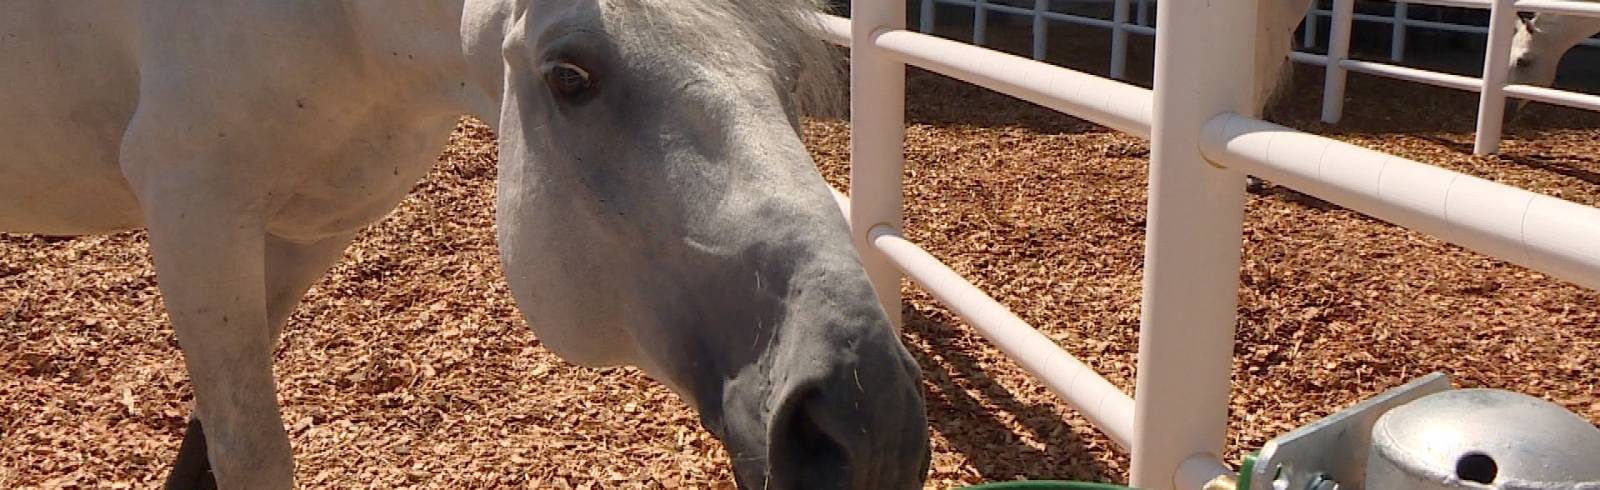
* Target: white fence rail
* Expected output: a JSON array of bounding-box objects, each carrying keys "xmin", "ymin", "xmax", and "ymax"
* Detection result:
[
  {"xmin": 921, "ymin": 0, "xmax": 1600, "ymax": 156},
  {"xmin": 826, "ymin": 0, "xmax": 1600, "ymax": 487},
  {"xmin": 1303, "ymin": 0, "xmax": 1600, "ymax": 61},
  {"xmin": 921, "ymin": 0, "xmax": 1155, "ymax": 78},
  {"xmin": 1308, "ymin": 0, "xmax": 1600, "ymax": 154}
]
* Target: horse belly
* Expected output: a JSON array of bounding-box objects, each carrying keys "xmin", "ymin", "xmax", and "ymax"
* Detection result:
[{"xmin": 0, "ymin": 2, "xmax": 143, "ymax": 235}]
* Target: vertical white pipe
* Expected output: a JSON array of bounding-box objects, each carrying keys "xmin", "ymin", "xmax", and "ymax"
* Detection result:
[
  {"xmin": 1131, "ymin": 0, "xmax": 1256, "ymax": 487},
  {"xmin": 1322, "ymin": 0, "xmax": 1356, "ymax": 123},
  {"xmin": 1112, "ymin": 0, "xmax": 1131, "ymax": 79},
  {"xmin": 1033, "ymin": 0, "xmax": 1049, "ymax": 60},
  {"xmin": 1304, "ymin": 0, "xmax": 1319, "ymax": 49},
  {"xmin": 1392, "ymin": 2, "xmax": 1409, "ymax": 61},
  {"xmin": 1475, "ymin": 0, "xmax": 1515, "ymax": 155},
  {"xmin": 974, "ymin": 0, "xmax": 988, "ymax": 45},
  {"xmin": 921, "ymin": 0, "xmax": 936, "ymax": 33},
  {"xmin": 1137, "ymin": 0, "xmax": 1151, "ymax": 27},
  {"xmin": 850, "ymin": 0, "xmax": 907, "ymax": 328}
]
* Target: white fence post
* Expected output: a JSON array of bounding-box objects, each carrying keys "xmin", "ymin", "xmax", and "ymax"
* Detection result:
[
  {"xmin": 974, "ymin": 0, "xmax": 989, "ymax": 45},
  {"xmin": 1392, "ymin": 1, "xmax": 1409, "ymax": 61},
  {"xmin": 1322, "ymin": 0, "xmax": 1356, "ymax": 123},
  {"xmin": 1112, "ymin": 0, "xmax": 1132, "ymax": 79},
  {"xmin": 1131, "ymin": 0, "xmax": 1257, "ymax": 487},
  {"xmin": 1475, "ymin": 0, "xmax": 1515, "ymax": 155},
  {"xmin": 851, "ymin": 0, "xmax": 907, "ymax": 328},
  {"xmin": 1034, "ymin": 0, "xmax": 1049, "ymax": 60}
]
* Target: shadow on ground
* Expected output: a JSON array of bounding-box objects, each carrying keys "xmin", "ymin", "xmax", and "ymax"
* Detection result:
[{"xmin": 901, "ymin": 302, "xmax": 1122, "ymax": 483}]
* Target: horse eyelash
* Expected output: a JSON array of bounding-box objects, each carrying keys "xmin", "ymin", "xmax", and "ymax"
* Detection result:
[{"xmin": 555, "ymin": 62, "xmax": 591, "ymax": 87}]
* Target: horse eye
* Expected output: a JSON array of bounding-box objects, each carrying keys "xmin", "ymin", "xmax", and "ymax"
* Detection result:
[{"xmin": 546, "ymin": 62, "xmax": 593, "ymax": 98}]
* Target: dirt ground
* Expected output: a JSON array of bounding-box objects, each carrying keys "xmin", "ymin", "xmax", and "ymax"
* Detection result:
[{"xmin": 4, "ymin": 22, "xmax": 1600, "ymax": 490}]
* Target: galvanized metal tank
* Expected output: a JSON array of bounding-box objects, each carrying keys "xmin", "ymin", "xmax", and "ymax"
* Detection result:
[{"xmin": 1367, "ymin": 388, "xmax": 1600, "ymax": 489}]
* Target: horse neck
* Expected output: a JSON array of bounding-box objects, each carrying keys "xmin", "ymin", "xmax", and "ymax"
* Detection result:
[{"xmin": 347, "ymin": 0, "xmax": 505, "ymax": 123}]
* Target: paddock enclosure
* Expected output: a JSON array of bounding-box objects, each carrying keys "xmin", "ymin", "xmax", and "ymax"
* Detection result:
[{"xmin": 4, "ymin": 3, "xmax": 1600, "ymax": 489}]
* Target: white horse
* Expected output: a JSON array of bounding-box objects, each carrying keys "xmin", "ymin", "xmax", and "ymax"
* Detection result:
[
  {"xmin": 1255, "ymin": 0, "xmax": 1600, "ymax": 117},
  {"xmin": 0, "ymin": 1, "xmax": 930, "ymax": 488},
  {"xmin": 1508, "ymin": 2, "xmax": 1600, "ymax": 113}
]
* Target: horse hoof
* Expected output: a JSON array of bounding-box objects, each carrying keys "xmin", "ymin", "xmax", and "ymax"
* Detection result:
[
  {"xmin": 1246, "ymin": 175, "xmax": 1267, "ymax": 193},
  {"xmin": 163, "ymin": 416, "xmax": 219, "ymax": 490}
]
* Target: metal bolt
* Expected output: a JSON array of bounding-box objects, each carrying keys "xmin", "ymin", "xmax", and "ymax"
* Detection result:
[{"xmin": 1307, "ymin": 475, "xmax": 1340, "ymax": 490}]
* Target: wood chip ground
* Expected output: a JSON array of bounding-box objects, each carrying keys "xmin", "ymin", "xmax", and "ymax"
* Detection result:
[{"xmin": 4, "ymin": 32, "xmax": 1598, "ymax": 489}]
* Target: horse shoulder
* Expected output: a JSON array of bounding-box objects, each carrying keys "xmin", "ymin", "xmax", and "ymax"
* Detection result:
[{"xmin": 118, "ymin": 4, "xmax": 471, "ymax": 239}]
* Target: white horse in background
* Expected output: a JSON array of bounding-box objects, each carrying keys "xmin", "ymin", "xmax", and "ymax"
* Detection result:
[
  {"xmin": 1256, "ymin": 0, "xmax": 1600, "ymax": 117},
  {"xmin": 0, "ymin": 1, "xmax": 930, "ymax": 489},
  {"xmin": 1508, "ymin": 2, "xmax": 1600, "ymax": 113}
]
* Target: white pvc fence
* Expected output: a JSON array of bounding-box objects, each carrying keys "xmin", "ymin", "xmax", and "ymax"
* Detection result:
[
  {"xmin": 919, "ymin": 0, "xmax": 1155, "ymax": 78},
  {"xmin": 823, "ymin": 0, "xmax": 1600, "ymax": 487},
  {"xmin": 923, "ymin": 0, "xmax": 1600, "ymax": 155},
  {"xmin": 1303, "ymin": 0, "xmax": 1600, "ymax": 154},
  {"xmin": 1302, "ymin": 0, "xmax": 1600, "ymax": 62}
]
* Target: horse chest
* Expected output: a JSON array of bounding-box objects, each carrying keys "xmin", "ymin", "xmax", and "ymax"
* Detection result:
[{"xmin": 266, "ymin": 115, "xmax": 461, "ymax": 241}]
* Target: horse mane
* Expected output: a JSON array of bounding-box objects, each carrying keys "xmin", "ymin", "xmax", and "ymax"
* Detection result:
[{"xmin": 604, "ymin": 0, "xmax": 844, "ymax": 117}]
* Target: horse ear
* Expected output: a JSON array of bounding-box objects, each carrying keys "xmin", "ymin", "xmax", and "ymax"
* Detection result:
[{"xmin": 1518, "ymin": 14, "xmax": 1539, "ymax": 34}]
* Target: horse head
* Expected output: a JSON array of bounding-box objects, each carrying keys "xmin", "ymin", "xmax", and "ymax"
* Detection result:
[{"xmin": 467, "ymin": 1, "xmax": 931, "ymax": 487}]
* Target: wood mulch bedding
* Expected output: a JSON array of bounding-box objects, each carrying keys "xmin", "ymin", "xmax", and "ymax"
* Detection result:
[{"xmin": 4, "ymin": 51, "xmax": 1600, "ymax": 490}]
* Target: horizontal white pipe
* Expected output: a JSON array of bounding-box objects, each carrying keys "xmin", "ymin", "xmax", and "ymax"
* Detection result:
[
  {"xmin": 1176, "ymin": 454, "xmax": 1233, "ymax": 490},
  {"xmin": 866, "ymin": 26, "xmax": 1155, "ymax": 138},
  {"xmin": 1292, "ymin": 52, "xmax": 1481, "ymax": 92},
  {"xmin": 1343, "ymin": 57, "xmax": 1485, "ymax": 91},
  {"xmin": 870, "ymin": 223, "xmax": 1138, "ymax": 449},
  {"xmin": 1290, "ymin": 50, "xmax": 1329, "ymax": 65},
  {"xmin": 819, "ymin": 13, "xmax": 852, "ymax": 46},
  {"xmin": 1021, "ymin": 10, "xmax": 1155, "ymax": 36},
  {"xmin": 934, "ymin": 0, "xmax": 1158, "ymax": 36},
  {"xmin": 1394, "ymin": 0, "xmax": 1493, "ymax": 10},
  {"xmin": 1203, "ymin": 113, "xmax": 1600, "ymax": 290},
  {"xmin": 1295, "ymin": 50, "xmax": 1600, "ymax": 104},
  {"xmin": 1505, "ymin": 83, "xmax": 1600, "ymax": 111},
  {"xmin": 1397, "ymin": 16, "xmax": 1509, "ymax": 37},
  {"xmin": 1122, "ymin": 23, "xmax": 1157, "ymax": 36},
  {"xmin": 1516, "ymin": 0, "xmax": 1600, "ymax": 17},
  {"xmin": 1310, "ymin": 3, "xmax": 1600, "ymax": 46},
  {"xmin": 1347, "ymin": 10, "xmax": 1497, "ymax": 35},
  {"xmin": 826, "ymin": 189, "xmax": 1138, "ymax": 450}
]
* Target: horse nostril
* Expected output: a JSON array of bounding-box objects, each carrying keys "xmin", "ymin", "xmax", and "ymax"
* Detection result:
[{"xmin": 768, "ymin": 387, "xmax": 851, "ymax": 489}]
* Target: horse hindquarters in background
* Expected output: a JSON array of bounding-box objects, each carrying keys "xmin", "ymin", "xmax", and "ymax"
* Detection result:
[
  {"xmin": 1245, "ymin": 0, "xmax": 1315, "ymax": 192},
  {"xmin": 1261, "ymin": 0, "xmax": 1316, "ymax": 116}
]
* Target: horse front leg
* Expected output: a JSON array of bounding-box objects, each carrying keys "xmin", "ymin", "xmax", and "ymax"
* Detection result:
[
  {"xmin": 138, "ymin": 188, "xmax": 291, "ymax": 489},
  {"xmin": 164, "ymin": 231, "xmax": 360, "ymax": 489}
]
